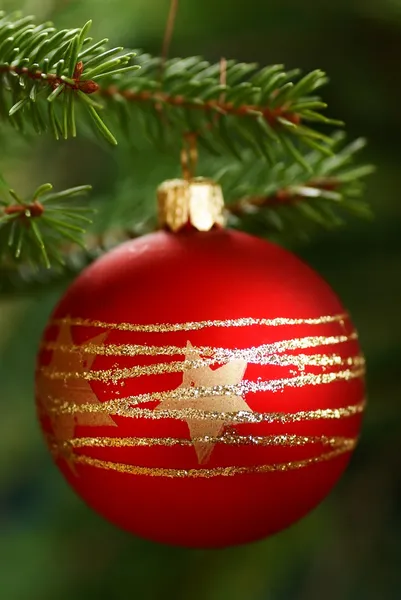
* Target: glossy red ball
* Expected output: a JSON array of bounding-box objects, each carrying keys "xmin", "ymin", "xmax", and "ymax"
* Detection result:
[{"xmin": 36, "ymin": 229, "xmax": 365, "ymax": 548}]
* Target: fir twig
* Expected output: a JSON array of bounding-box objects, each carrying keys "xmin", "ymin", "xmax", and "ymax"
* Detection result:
[
  {"xmin": 218, "ymin": 135, "xmax": 375, "ymax": 234},
  {"xmin": 0, "ymin": 11, "xmax": 138, "ymax": 143},
  {"xmin": 0, "ymin": 10, "xmax": 375, "ymax": 274},
  {"xmin": 0, "ymin": 182, "xmax": 93, "ymax": 267},
  {"xmin": 1, "ymin": 11, "xmax": 337, "ymax": 161}
]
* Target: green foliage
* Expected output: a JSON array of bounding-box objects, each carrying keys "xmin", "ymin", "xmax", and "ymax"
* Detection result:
[
  {"xmin": 218, "ymin": 134, "xmax": 375, "ymax": 235},
  {"xmin": 0, "ymin": 183, "xmax": 92, "ymax": 268},
  {"xmin": 0, "ymin": 11, "xmax": 137, "ymax": 143},
  {"xmin": 1, "ymin": 10, "xmax": 337, "ymax": 158},
  {"xmin": 0, "ymin": 133, "xmax": 374, "ymax": 292},
  {"xmin": 108, "ymin": 52, "xmax": 339, "ymax": 164},
  {"xmin": 0, "ymin": 9, "xmax": 374, "ymax": 275},
  {"xmin": 0, "ymin": 11, "xmax": 340, "ymax": 159}
]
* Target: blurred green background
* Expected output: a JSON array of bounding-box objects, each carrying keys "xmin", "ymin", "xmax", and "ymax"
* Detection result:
[{"xmin": 1, "ymin": 1, "xmax": 401, "ymax": 599}]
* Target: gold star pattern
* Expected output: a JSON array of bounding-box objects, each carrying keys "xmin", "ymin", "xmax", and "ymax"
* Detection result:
[
  {"xmin": 36, "ymin": 321, "xmax": 117, "ymax": 467},
  {"xmin": 155, "ymin": 341, "xmax": 250, "ymax": 464}
]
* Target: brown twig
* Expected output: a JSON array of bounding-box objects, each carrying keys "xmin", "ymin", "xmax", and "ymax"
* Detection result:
[
  {"xmin": 0, "ymin": 63, "xmax": 301, "ymax": 127},
  {"xmin": 161, "ymin": 0, "xmax": 179, "ymax": 73},
  {"xmin": 228, "ymin": 178, "xmax": 341, "ymax": 216},
  {"xmin": 100, "ymin": 87, "xmax": 301, "ymax": 126},
  {"xmin": 4, "ymin": 200, "xmax": 44, "ymax": 218},
  {"xmin": 219, "ymin": 57, "xmax": 227, "ymax": 93},
  {"xmin": 0, "ymin": 63, "xmax": 99, "ymax": 94}
]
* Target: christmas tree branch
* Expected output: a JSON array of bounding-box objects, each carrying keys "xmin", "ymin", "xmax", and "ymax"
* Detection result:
[
  {"xmin": 220, "ymin": 135, "xmax": 375, "ymax": 232},
  {"xmin": 0, "ymin": 182, "xmax": 92, "ymax": 268},
  {"xmin": 0, "ymin": 134, "xmax": 374, "ymax": 274},
  {"xmin": 0, "ymin": 10, "xmax": 374, "ymax": 275},
  {"xmin": 0, "ymin": 11, "xmax": 137, "ymax": 143},
  {"xmin": 1, "ymin": 11, "xmax": 339, "ymax": 164},
  {"xmin": 82, "ymin": 52, "xmax": 340, "ymax": 168},
  {"xmin": 99, "ymin": 74, "xmax": 302, "ymax": 128}
]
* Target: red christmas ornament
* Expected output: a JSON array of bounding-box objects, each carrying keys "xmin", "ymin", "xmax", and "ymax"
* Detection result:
[{"xmin": 36, "ymin": 179, "xmax": 365, "ymax": 548}]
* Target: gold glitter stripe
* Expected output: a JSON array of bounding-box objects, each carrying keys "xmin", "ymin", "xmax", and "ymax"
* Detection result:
[
  {"xmin": 49, "ymin": 398, "xmax": 366, "ymax": 424},
  {"xmin": 40, "ymin": 361, "xmax": 365, "ymax": 385},
  {"xmin": 69, "ymin": 441, "xmax": 357, "ymax": 478},
  {"xmin": 42, "ymin": 334, "xmax": 364, "ymax": 378},
  {"xmin": 41, "ymin": 332, "xmax": 359, "ymax": 360},
  {"xmin": 40, "ymin": 350, "xmax": 363, "ymax": 375},
  {"xmin": 52, "ymin": 313, "xmax": 349, "ymax": 333},
  {"xmin": 46, "ymin": 369, "xmax": 365, "ymax": 412},
  {"xmin": 58, "ymin": 434, "xmax": 356, "ymax": 450}
]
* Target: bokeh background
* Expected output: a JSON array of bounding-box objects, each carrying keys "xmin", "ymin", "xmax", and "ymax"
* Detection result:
[{"xmin": 1, "ymin": 1, "xmax": 401, "ymax": 599}]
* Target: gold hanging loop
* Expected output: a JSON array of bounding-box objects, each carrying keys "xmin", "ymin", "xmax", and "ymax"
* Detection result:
[{"xmin": 181, "ymin": 133, "xmax": 198, "ymax": 180}]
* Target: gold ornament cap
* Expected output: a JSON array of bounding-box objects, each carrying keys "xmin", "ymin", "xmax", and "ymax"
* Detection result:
[{"xmin": 157, "ymin": 177, "xmax": 226, "ymax": 232}]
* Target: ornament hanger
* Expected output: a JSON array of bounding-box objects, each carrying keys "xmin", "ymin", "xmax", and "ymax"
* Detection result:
[{"xmin": 181, "ymin": 133, "xmax": 199, "ymax": 181}]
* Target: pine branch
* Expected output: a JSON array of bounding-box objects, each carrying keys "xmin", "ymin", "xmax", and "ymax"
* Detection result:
[
  {"xmin": 0, "ymin": 133, "xmax": 373, "ymax": 275},
  {"xmin": 101, "ymin": 52, "xmax": 340, "ymax": 168},
  {"xmin": 0, "ymin": 11, "xmax": 137, "ymax": 143},
  {"xmin": 1, "ymin": 11, "xmax": 339, "ymax": 163},
  {"xmin": 218, "ymin": 135, "xmax": 375, "ymax": 233},
  {"xmin": 0, "ymin": 10, "xmax": 375, "ymax": 277},
  {"xmin": 0, "ymin": 182, "xmax": 93, "ymax": 268}
]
